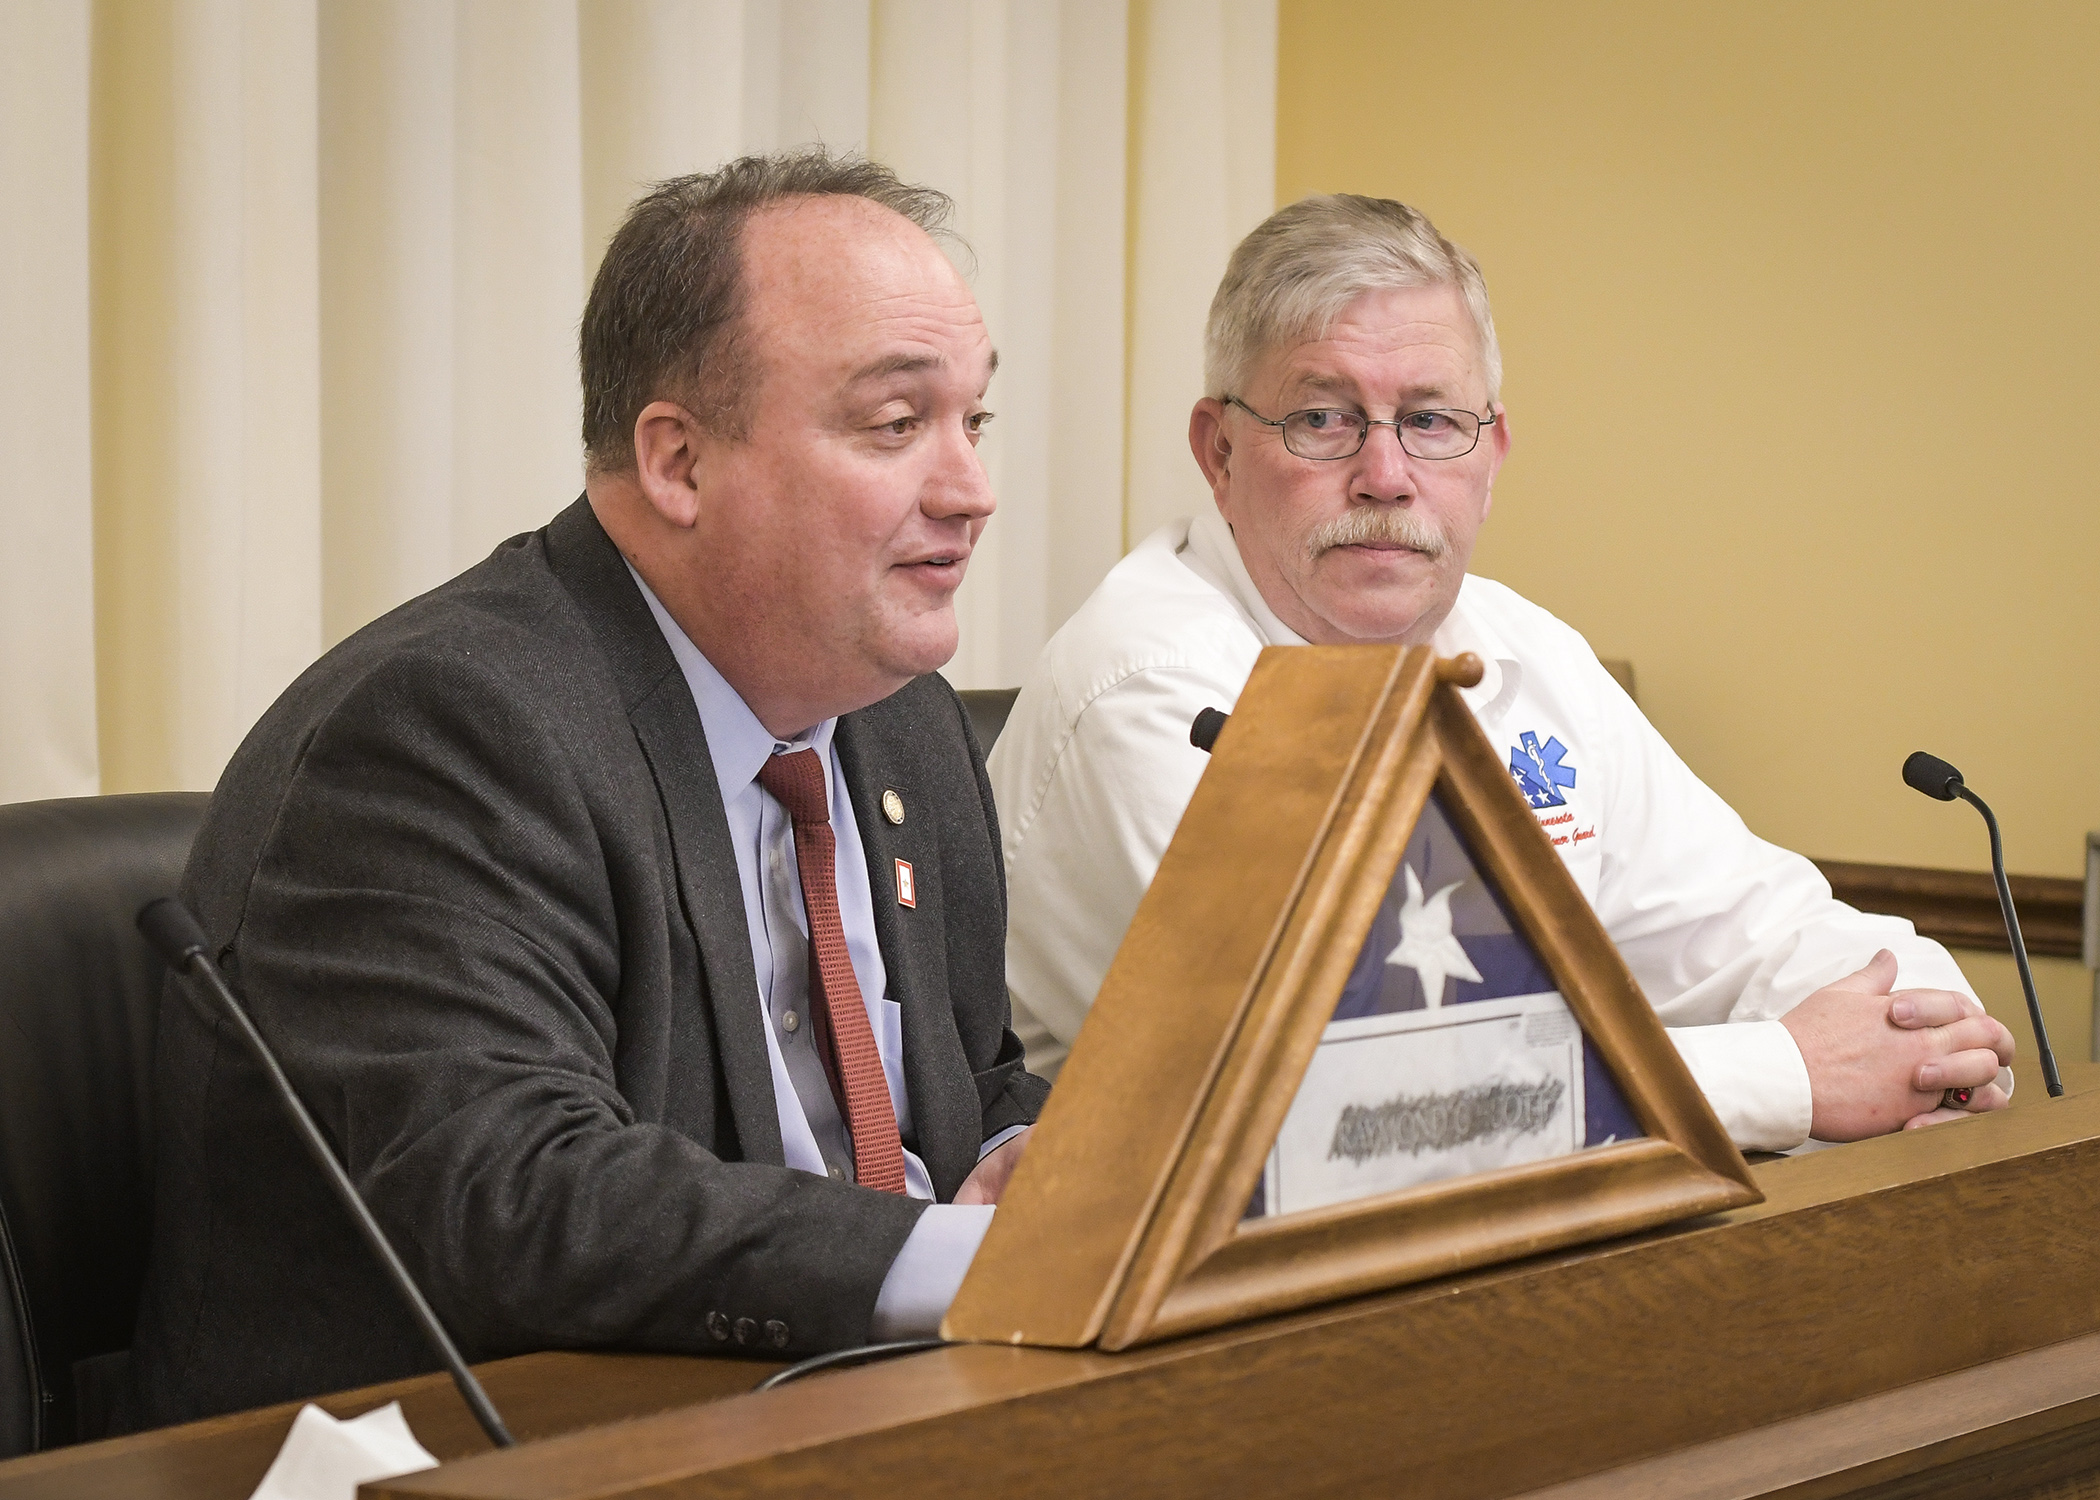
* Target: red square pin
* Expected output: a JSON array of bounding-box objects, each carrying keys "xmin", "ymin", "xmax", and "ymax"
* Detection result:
[{"xmin": 894, "ymin": 859, "xmax": 916, "ymax": 909}]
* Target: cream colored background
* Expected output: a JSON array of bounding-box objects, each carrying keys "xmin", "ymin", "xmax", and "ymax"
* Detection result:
[
  {"xmin": 0, "ymin": 0, "xmax": 1276, "ymax": 800},
  {"xmin": 1276, "ymin": 0, "xmax": 2098, "ymax": 1055}
]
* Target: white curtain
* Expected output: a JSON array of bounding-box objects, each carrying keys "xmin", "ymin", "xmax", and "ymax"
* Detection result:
[
  {"xmin": 0, "ymin": 1, "xmax": 99, "ymax": 801},
  {"xmin": 0, "ymin": 0, "xmax": 1274, "ymax": 799},
  {"xmin": 1125, "ymin": 0, "xmax": 1276, "ymax": 545}
]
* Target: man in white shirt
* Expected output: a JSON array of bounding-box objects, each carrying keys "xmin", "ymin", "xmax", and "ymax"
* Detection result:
[{"xmin": 991, "ymin": 193, "xmax": 2011, "ymax": 1153}]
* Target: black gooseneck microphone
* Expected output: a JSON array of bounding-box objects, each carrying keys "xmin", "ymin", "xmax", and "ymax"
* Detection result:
[
  {"xmin": 1900, "ymin": 751, "xmax": 2063, "ymax": 1098},
  {"xmin": 135, "ymin": 898, "xmax": 517, "ymax": 1448}
]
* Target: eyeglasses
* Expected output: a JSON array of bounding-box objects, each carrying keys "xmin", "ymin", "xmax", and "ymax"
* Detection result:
[{"xmin": 1224, "ymin": 396, "xmax": 1497, "ymax": 461}]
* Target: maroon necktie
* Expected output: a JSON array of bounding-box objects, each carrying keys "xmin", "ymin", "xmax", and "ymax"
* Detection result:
[{"xmin": 755, "ymin": 749, "xmax": 908, "ymax": 1194}]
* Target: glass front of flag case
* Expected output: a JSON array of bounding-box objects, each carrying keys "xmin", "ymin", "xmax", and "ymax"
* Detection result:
[{"xmin": 1249, "ymin": 789, "xmax": 1644, "ymax": 1221}]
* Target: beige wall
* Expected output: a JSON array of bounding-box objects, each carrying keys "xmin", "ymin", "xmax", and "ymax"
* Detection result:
[{"xmin": 1279, "ymin": 0, "xmax": 2099, "ymax": 1058}]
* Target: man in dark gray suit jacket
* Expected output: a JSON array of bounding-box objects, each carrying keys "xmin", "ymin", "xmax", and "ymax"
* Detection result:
[{"xmin": 128, "ymin": 150, "xmax": 1046, "ymax": 1427}]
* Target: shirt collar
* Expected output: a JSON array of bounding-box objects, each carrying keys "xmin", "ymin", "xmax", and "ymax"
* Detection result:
[
  {"xmin": 1182, "ymin": 508, "xmax": 1523, "ymax": 730},
  {"xmin": 1429, "ymin": 583, "xmax": 1523, "ymax": 732},
  {"xmin": 1182, "ymin": 509, "xmax": 1310, "ymax": 646},
  {"xmin": 626, "ymin": 564, "xmax": 837, "ymax": 798}
]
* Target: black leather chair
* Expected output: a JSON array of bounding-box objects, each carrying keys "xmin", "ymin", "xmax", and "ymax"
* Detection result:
[
  {"xmin": 0, "ymin": 793, "xmax": 207, "ymax": 1456},
  {"xmin": 957, "ymin": 688, "xmax": 1020, "ymax": 754}
]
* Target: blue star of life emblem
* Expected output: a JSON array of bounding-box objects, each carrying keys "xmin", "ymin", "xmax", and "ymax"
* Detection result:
[{"xmin": 1509, "ymin": 731, "xmax": 1577, "ymax": 809}]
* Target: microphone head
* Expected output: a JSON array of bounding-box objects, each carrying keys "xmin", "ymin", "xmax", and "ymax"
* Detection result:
[
  {"xmin": 1190, "ymin": 707, "xmax": 1230, "ymax": 754},
  {"xmin": 1902, "ymin": 750, "xmax": 1965, "ymax": 801},
  {"xmin": 137, "ymin": 897, "xmax": 211, "ymax": 966}
]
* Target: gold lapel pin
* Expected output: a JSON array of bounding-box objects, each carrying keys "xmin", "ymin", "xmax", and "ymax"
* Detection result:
[{"xmin": 881, "ymin": 789, "xmax": 905, "ymax": 825}]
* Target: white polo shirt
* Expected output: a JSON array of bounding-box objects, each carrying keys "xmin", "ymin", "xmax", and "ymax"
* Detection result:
[{"xmin": 988, "ymin": 511, "xmax": 1984, "ymax": 1152}]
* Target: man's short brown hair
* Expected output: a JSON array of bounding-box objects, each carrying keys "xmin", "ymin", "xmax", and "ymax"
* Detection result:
[{"xmin": 580, "ymin": 149, "xmax": 954, "ymax": 474}]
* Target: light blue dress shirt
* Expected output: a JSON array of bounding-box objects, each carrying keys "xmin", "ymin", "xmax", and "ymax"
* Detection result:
[{"xmin": 628, "ymin": 568, "xmax": 1005, "ymax": 1338}]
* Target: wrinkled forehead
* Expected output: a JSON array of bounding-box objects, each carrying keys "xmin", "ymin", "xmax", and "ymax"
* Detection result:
[{"xmin": 1258, "ymin": 283, "xmax": 1487, "ymax": 403}]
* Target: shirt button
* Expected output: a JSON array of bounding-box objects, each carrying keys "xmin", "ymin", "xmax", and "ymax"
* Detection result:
[
  {"xmin": 765, "ymin": 1320, "xmax": 790, "ymax": 1348},
  {"xmin": 782, "ymin": 1010, "xmax": 800, "ymax": 1034},
  {"xmin": 733, "ymin": 1317, "xmax": 757, "ymax": 1346},
  {"xmin": 706, "ymin": 1311, "xmax": 730, "ymax": 1342},
  {"xmin": 828, "ymin": 1164, "xmax": 844, "ymax": 1182}
]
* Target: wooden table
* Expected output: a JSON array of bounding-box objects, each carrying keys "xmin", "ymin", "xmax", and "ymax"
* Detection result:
[
  {"xmin": 0, "ymin": 1353, "xmax": 779, "ymax": 1500},
  {"xmin": 7, "ymin": 1067, "xmax": 2099, "ymax": 1500}
]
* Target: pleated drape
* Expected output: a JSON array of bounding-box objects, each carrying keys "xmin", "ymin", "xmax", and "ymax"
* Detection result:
[
  {"xmin": 0, "ymin": 0, "xmax": 1275, "ymax": 799},
  {"xmin": 1125, "ymin": 0, "xmax": 1277, "ymax": 546},
  {"xmin": 90, "ymin": 0, "xmax": 326, "ymax": 797},
  {"xmin": 0, "ymin": 1, "xmax": 99, "ymax": 802}
]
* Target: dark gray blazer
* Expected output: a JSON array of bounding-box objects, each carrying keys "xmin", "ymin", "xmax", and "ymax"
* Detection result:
[{"xmin": 125, "ymin": 499, "xmax": 1045, "ymax": 1428}]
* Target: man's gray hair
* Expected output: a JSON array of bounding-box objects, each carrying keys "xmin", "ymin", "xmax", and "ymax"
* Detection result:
[
  {"xmin": 580, "ymin": 148, "xmax": 955, "ymax": 473},
  {"xmin": 1204, "ymin": 195, "xmax": 1502, "ymax": 407}
]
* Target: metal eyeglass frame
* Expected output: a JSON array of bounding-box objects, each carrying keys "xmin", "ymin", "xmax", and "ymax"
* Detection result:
[{"xmin": 1224, "ymin": 395, "xmax": 1498, "ymax": 461}]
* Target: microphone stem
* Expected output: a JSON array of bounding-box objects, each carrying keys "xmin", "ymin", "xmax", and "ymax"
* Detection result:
[
  {"xmin": 174, "ymin": 952, "xmax": 518, "ymax": 1448},
  {"xmin": 1956, "ymin": 786, "xmax": 2063, "ymax": 1098}
]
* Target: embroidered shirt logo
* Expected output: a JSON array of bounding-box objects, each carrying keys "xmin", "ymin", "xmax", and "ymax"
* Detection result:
[{"xmin": 1510, "ymin": 731, "xmax": 1577, "ymax": 809}]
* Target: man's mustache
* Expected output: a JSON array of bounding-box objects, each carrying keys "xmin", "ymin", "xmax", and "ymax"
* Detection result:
[{"xmin": 1306, "ymin": 507, "xmax": 1447, "ymax": 560}]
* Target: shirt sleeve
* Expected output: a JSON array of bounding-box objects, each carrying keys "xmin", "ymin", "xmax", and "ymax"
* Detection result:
[
  {"xmin": 1665, "ymin": 1022, "xmax": 1815, "ymax": 1150},
  {"xmin": 1000, "ymin": 664, "xmax": 1243, "ymax": 1075},
  {"xmin": 1579, "ymin": 648, "xmax": 1985, "ymax": 1150},
  {"xmin": 978, "ymin": 1123, "xmax": 1029, "ymax": 1159},
  {"xmin": 868, "ymin": 1204, "xmax": 996, "ymax": 1339}
]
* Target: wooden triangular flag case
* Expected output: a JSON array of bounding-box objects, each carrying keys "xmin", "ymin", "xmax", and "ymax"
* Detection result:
[{"xmin": 946, "ymin": 646, "xmax": 1759, "ymax": 1351}]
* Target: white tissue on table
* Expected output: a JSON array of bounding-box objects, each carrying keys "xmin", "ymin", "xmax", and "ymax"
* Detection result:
[{"xmin": 248, "ymin": 1400, "xmax": 440, "ymax": 1500}]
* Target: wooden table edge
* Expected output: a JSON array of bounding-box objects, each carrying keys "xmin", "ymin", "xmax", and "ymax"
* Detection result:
[{"xmin": 1506, "ymin": 1328, "xmax": 2100, "ymax": 1500}]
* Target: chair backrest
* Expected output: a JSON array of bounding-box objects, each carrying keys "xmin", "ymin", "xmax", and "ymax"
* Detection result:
[
  {"xmin": 957, "ymin": 687, "xmax": 1020, "ymax": 754},
  {"xmin": 0, "ymin": 792, "xmax": 207, "ymax": 1456}
]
